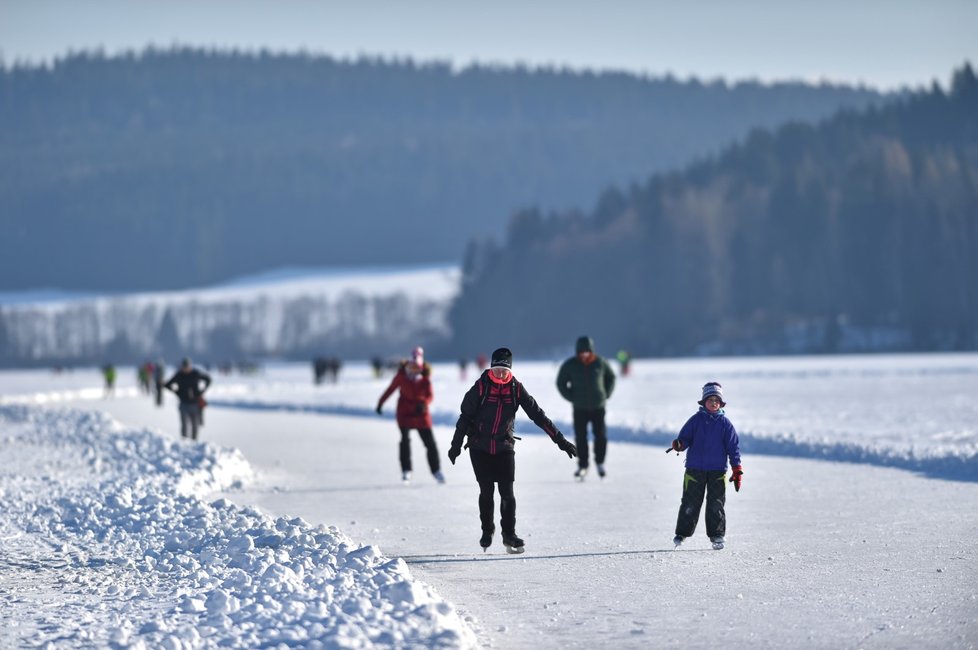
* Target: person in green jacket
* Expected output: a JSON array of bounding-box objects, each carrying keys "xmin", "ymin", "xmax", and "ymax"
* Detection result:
[{"xmin": 556, "ymin": 335, "xmax": 616, "ymax": 480}]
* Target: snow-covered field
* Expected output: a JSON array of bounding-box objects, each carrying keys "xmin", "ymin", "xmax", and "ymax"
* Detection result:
[{"xmin": 1, "ymin": 353, "xmax": 977, "ymax": 648}]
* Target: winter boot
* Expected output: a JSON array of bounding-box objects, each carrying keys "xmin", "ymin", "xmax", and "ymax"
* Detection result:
[
  {"xmin": 710, "ymin": 536, "xmax": 725, "ymax": 550},
  {"xmin": 501, "ymin": 531, "xmax": 525, "ymax": 554},
  {"xmin": 479, "ymin": 526, "xmax": 494, "ymax": 551},
  {"xmin": 574, "ymin": 467, "xmax": 588, "ymax": 482}
]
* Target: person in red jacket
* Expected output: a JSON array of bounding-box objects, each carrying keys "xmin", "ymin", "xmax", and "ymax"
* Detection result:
[{"xmin": 376, "ymin": 346, "xmax": 444, "ymax": 484}]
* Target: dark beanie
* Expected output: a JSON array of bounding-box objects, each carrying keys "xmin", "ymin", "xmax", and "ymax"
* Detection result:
[
  {"xmin": 490, "ymin": 347, "xmax": 513, "ymax": 369},
  {"xmin": 575, "ymin": 336, "xmax": 594, "ymax": 353}
]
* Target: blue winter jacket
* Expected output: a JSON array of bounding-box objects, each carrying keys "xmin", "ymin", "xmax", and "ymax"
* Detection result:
[{"xmin": 677, "ymin": 408, "xmax": 741, "ymax": 471}]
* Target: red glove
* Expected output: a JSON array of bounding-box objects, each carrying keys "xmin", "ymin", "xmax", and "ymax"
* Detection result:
[
  {"xmin": 729, "ymin": 466, "xmax": 743, "ymax": 492},
  {"xmin": 671, "ymin": 439, "xmax": 685, "ymax": 452}
]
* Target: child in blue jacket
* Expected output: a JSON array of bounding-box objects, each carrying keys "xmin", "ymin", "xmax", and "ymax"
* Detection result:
[{"xmin": 671, "ymin": 382, "xmax": 742, "ymax": 550}]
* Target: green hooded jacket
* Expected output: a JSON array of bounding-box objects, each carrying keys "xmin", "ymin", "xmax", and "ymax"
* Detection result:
[{"xmin": 556, "ymin": 354, "xmax": 616, "ymax": 410}]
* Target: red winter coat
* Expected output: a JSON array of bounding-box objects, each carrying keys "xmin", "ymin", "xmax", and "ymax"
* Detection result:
[{"xmin": 377, "ymin": 362, "xmax": 433, "ymax": 429}]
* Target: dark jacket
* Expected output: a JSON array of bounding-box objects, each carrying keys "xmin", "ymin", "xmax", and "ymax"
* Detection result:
[
  {"xmin": 556, "ymin": 355, "xmax": 616, "ymax": 410},
  {"xmin": 377, "ymin": 361, "xmax": 433, "ymax": 429},
  {"xmin": 677, "ymin": 408, "xmax": 742, "ymax": 471},
  {"xmin": 165, "ymin": 368, "xmax": 212, "ymax": 404},
  {"xmin": 451, "ymin": 370, "xmax": 566, "ymax": 455}
]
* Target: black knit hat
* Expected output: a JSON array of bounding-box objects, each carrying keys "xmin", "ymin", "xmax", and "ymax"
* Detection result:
[
  {"xmin": 490, "ymin": 347, "xmax": 513, "ymax": 369},
  {"xmin": 575, "ymin": 336, "xmax": 594, "ymax": 353}
]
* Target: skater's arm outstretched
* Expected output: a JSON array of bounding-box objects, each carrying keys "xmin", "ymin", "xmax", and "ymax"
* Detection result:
[{"xmin": 516, "ymin": 381, "xmax": 577, "ymax": 459}]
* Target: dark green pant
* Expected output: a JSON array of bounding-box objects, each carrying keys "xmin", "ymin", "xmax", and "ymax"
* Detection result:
[{"xmin": 675, "ymin": 469, "xmax": 727, "ymax": 538}]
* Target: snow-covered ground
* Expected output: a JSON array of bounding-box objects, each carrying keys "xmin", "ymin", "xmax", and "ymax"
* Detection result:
[{"xmin": 2, "ymin": 353, "xmax": 977, "ymax": 648}]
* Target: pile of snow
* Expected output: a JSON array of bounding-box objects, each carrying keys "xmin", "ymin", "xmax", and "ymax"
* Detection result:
[{"xmin": 0, "ymin": 404, "xmax": 475, "ymax": 648}]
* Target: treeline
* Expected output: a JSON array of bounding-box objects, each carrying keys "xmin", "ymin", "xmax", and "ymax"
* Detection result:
[
  {"xmin": 0, "ymin": 291, "xmax": 451, "ymax": 367},
  {"xmin": 0, "ymin": 48, "xmax": 883, "ymax": 292},
  {"xmin": 449, "ymin": 65, "xmax": 978, "ymax": 356}
]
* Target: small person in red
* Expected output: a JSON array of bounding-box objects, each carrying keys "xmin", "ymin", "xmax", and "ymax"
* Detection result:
[{"xmin": 376, "ymin": 346, "xmax": 444, "ymax": 484}]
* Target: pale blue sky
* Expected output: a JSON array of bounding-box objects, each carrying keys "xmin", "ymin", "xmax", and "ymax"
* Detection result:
[{"xmin": 0, "ymin": 0, "xmax": 975, "ymax": 90}]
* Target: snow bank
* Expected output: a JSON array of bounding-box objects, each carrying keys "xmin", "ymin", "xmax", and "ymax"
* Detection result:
[{"xmin": 0, "ymin": 404, "xmax": 476, "ymax": 648}]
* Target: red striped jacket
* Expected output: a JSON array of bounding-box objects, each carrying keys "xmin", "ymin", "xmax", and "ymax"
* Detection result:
[{"xmin": 451, "ymin": 370, "xmax": 562, "ymax": 455}]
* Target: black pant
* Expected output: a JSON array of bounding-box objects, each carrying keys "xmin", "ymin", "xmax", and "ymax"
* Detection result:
[
  {"xmin": 470, "ymin": 449, "xmax": 517, "ymax": 534},
  {"xmin": 478, "ymin": 479, "xmax": 516, "ymax": 534},
  {"xmin": 675, "ymin": 469, "xmax": 727, "ymax": 538},
  {"xmin": 399, "ymin": 427, "xmax": 440, "ymax": 473},
  {"xmin": 179, "ymin": 403, "xmax": 201, "ymax": 440},
  {"xmin": 573, "ymin": 408, "xmax": 607, "ymax": 469}
]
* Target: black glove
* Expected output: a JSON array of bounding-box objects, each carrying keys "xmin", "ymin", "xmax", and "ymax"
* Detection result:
[
  {"xmin": 671, "ymin": 439, "xmax": 685, "ymax": 452},
  {"xmin": 448, "ymin": 446, "xmax": 461, "ymax": 465},
  {"xmin": 555, "ymin": 435, "xmax": 577, "ymax": 459},
  {"xmin": 375, "ymin": 404, "xmax": 383, "ymax": 415}
]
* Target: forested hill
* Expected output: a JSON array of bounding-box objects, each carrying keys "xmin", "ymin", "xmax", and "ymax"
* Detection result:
[
  {"xmin": 0, "ymin": 48, "xmax": 883, "ymax": 292},
  {"xmin": 449, "ymin": 64, "xmax": 978, "ymax": 357}
]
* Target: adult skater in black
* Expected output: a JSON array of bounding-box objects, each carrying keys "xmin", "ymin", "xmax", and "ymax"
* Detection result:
[
  {"xmin": 164, "ymin": 357, "xmax": 212, "ymax": 440},
  {"xmin": 447, "ymin": 347, "xmax": 577, "ymax": 553}
]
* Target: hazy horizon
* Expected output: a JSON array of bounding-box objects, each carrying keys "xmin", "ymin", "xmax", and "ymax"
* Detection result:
[{"xmin": 1, "ymin": 0, "xmax": 976, "ymax": 91}]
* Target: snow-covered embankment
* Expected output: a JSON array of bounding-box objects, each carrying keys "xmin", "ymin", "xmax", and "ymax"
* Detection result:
[{"xmin": 0, "ymin": 404, "xmax": 475, "ymax": 648}]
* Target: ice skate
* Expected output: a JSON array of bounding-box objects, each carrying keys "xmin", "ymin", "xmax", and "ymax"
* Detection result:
[
  {"xmin": 501, "ymin": 531, "xmax": 525, "ymax": 554},
  {"xmin": 574, "ymin": 467, "xmax": 588, "ymax": 482},
  {"xmin": 673, "ymin": 535, "xmax": 684, "ymax": 549},
  {"xmin": 596, "ymin": 464, "xmax": 606, "ymax": 478},
  {"xmin": 711, "ymin": 536, "xmax": 725, "ymax": 550},
  {"xmin": 479, "ymin": 527, "xmax": 494, "ymax": 551},
  {"xmin": 433, "ymin": 470, "xmax": 446, "ymax": 484},
  {"xmin": 401, "ymin": 471, "xmax": 412, "ymax": 484}
]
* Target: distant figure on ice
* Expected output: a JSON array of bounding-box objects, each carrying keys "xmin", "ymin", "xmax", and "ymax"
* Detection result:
[
  {"xmin": 448, "ymin": 347, "xmax": 577, "ymax": 554},
  {"xmin": 101, "ymin": 363, "xmax": 117, "ymax": 398},
  {"xmin": 137, "ymin": 362, "xmax": 152, "ymax": 394},
  {"xmin": 476, "ymin": 353, "xmax": 488, "ymax": 370},
  {"xmin": 326, "ymin": 357, "xmax": 342, "ymax": 383},
  {"xmin": 164, "ymin": 357, "xmax": 212, "ymax": 441},
  {"xmin": 376, "ymin": 346, "xmax": 444, "ymax": 484},
  {"xmin": 370, "ymin": 356, "xmax": 384, "ymax": 378},
  {"xmin": 313, "ymin": 356, "xmax": 329, "ymax": 385},
  {"xmin": 616, "ymin": 349, "xmax": 632, "ymax": 377},
  {"xmin": 153, "ymin": 359, "xmax": 166, "ymax": 407},
  {"xmin": 670, "ymin": 382, "xmax": 742, "ymax": 551},
  {"xmin": 556, "ymin": 336, "xmax": 616, "ymax": 480},
  {"xmin": 458, "ymin": 358, "xmax": 468, "ymax": 381}
]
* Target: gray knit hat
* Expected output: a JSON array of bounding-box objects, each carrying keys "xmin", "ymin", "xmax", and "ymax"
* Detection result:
[{"xmin": 697, "ymin": 381, "xmax": 726, "ymax": 407}]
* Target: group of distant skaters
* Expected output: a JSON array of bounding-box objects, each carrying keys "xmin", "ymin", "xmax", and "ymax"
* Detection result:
[{"xmin": 376, "ymin": 338, "xmax": 742, "ymax": 554}]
